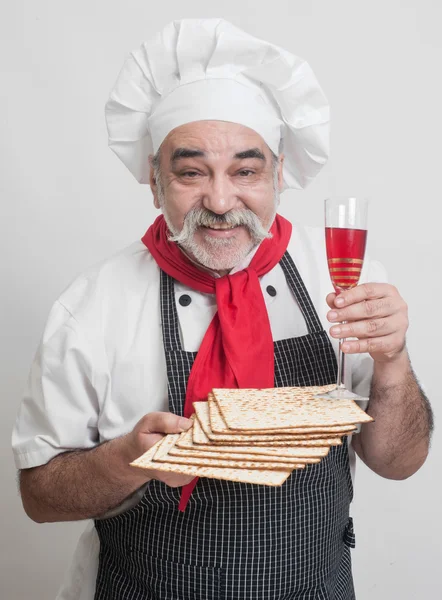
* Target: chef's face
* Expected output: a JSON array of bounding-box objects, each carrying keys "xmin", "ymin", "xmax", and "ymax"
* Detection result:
[{"xmin": 149, "ymin": 121, "xmax": 284, "ymax": 273}]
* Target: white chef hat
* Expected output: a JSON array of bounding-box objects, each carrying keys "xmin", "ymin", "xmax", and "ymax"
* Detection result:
[{"xmin": 105, "ymin": 18, "xmax": 330, "ymax": 190}]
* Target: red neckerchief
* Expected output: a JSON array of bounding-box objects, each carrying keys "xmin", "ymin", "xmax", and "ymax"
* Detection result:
[{"xmin": 142, "ymin": 214, "xmax": 292, "ymax": 510}]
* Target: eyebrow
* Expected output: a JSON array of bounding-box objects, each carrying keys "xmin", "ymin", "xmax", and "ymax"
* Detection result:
[
  {"xmin": 171, "ymin": 148, "xmax": 206, "ymax": 163},
  {"xmin": 234, "ymin": 148, "xmax": 266, "ymax": 161},
  {"xmin": 170, "ymin": 146, "xmax": 266, "ymax": 164}
]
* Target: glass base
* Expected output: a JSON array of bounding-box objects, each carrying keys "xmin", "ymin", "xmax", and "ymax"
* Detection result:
[{"xmin": 315, "ymin": 387, "xmax": 368, "ymax": 402}]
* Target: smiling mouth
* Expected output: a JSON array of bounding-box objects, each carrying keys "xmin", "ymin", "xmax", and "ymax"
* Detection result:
[{"xmin": 201, "ymin": 224, "xmax": 240, "ymax": 230}]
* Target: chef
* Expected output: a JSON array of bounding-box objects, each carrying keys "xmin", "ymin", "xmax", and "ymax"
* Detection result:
[{"xmin": 13, "ymin": 18, "xmax": 432, "ymax": 600}]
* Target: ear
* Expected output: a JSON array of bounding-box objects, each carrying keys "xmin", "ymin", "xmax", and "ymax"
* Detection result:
[
  {"xmin": 149, "ymin": 155, "xmax": 161, "ymax": 209},
  {"xmin": 277, "ymin": 154, "xmax": 285, "ymax": 191}
]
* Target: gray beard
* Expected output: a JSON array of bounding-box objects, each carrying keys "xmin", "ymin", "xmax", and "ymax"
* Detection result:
[{"xmin": 163, "ymin": 205, "xmax": 277, "ymax": 271}]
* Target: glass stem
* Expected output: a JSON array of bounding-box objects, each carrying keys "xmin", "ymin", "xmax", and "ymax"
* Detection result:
[{"xmin": 336, "ymin": 321, "xmax": 347, "ymax": 390}]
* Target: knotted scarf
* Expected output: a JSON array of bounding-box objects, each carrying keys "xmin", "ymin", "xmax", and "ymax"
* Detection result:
[{"xmin": 142, "ymin": 214, "xmax": 292, "ymax": 510}]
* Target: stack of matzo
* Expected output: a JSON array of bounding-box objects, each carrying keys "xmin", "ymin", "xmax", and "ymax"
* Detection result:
[{"xmin": 131, "ymin": 384, "xmax": 373, "ymax": 486}]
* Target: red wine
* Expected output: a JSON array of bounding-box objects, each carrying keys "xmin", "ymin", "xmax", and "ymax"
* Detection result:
[{"xmin": 325, "ymin": 227, "xmax": 367, "ymax": 291}]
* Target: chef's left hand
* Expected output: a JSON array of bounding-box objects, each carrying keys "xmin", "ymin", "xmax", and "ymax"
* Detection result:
[{"xmin": 326, "ymin": 283, "xmax": 409, "ymax": 363}]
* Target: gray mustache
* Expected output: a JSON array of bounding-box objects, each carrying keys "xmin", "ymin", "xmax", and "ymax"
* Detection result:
[
  {"xmin": 168, "ymin": 207, "xmax": 272, "ymax": 245},
  {"xmin": 189, "ymin": 208, "xmax": 265, "ymax": 230}
]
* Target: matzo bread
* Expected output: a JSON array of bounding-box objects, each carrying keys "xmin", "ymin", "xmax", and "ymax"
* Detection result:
[
  {"xmin": 213, "ymin": 387, "xmax": 373, "ymax": 430},
  {"xmin": 195, "ymin": 401, "xmax": 353, "ymax": 442},
  {"xmin": 170, "ymin": 447, "xmax": 321, "ymax": 465},
  {"xmin": 208, "ymin": 394, "xmax": 356, "ymax": 435},
  {"xmin": 130, "ymin": 438, "xmax": 292, "ymax": 486},
  {"xmin": 175, "ymin": 427, "xmax": 330, "ymax": 458},
  {"xmin": 192, "ymin": 412, "xmax": 343, "ymax": 447},
  {"xmin": 154, "ymin": 434, "xmax": 306, "ymax": 470}
]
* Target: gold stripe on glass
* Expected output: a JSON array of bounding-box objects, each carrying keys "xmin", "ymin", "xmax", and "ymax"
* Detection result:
[
  {"xmin": 328, "ymin": 258, "xmax": 364, "ymax": 264},
  {"xmin": 329, "ymin": 267, "xmax": 361, "ymax": 272}
]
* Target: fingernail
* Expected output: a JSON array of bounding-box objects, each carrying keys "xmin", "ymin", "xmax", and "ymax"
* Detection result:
[
  {"xmin": 328, "ymin": 311, "xmax": 338, "ymax": 321},
  {"xmin": 331, "ymin": 326, "xmax": 341, "ymax": 336},
  {"xmin": 335, "ymin": 297, "xmax": 345, "ymax": 306},
  {"xmin": 178, "ymin": 417, "xmax": 192, "ymax": 431}
]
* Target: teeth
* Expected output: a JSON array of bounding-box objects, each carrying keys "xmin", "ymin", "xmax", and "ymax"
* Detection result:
[{"xmin": 206, "ymin": 225, "xmax": 236, "ymax": 230}]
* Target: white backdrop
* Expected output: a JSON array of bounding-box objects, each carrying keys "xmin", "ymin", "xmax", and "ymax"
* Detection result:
[{"xmin": 1, "ymin": 1, "xmax": 441, "ymax": 598}]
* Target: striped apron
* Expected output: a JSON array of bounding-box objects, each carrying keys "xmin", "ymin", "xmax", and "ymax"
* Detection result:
[{"xmin": 95, "ymin": 251, "xmax": 357, "ymax": 600}]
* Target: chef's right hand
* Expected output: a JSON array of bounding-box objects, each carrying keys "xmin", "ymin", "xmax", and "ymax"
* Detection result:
[{"xmin": 125, "ymin": 412, "xmax": 195, "ymax": 488}]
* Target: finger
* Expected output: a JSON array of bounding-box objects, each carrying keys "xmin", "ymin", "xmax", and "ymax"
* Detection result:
[
  {"xmin": 329, "ymin": 317, "xmax": 396, "ymax": 340},
  {"xmin": 138, "ymin": 412, "xmax": 193, "ymax": 435},
  {"xmin": 333, "ymin": 283, "xmax": 396, "ymax": 309},
  {"xmin": 158, "ymin": 473, "xmax": 196, "ymax": 488},
  {"xmin": 340, "ymin": 334, "xmax": 403, "ymax": 355},
  {"xmin": 139, "ymin": 468, "xmax": 195, "ymax": 488},
  {"xmin": 326, "ymin": 293, "xmax": 337, "ymax": 309},
  {"xmin": 327, "ymin": 296, "xmax": 397, "ymax": 324}
]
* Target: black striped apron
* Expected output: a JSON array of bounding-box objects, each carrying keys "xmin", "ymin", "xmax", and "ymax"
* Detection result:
[{"xmin": 95, "ymin": 251, "xmax": 357, "ymax": 600}]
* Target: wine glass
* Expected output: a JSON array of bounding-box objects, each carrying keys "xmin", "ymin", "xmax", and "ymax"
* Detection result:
[{"xmin": 320, "ymin": 197, "xmax": 369, "ymax": 401}]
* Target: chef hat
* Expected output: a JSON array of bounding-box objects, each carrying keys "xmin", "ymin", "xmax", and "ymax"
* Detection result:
[{"xmin": 105, "ymin": 18, "xmax": 330, "ymax": 190}]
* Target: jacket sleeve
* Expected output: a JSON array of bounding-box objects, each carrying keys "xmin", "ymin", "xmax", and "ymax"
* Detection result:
[{"xmin": 12, "ymin": 300, "xmax": 102, "ymax": 469}]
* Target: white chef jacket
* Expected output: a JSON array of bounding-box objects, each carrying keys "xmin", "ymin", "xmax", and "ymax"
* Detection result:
[{"xmin": 12, "ymin": 222, "xmax": 387, "ymax": 600}]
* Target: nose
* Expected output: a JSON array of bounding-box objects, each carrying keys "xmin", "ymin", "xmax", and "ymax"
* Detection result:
[{"xmin": 202, "ymin": 174, "xmax": 237, "ymax": 214}]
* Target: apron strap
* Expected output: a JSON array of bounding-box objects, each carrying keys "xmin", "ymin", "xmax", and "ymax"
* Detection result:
[
  {"xmin": 279, "ymin": 251, "xmax": 325, "ymax": 334},
  {"xmin": 160, "ymin": 269, "xmax": 183, "ymax": 352}
]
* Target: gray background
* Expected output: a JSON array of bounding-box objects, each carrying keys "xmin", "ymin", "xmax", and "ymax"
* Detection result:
[{"xmin": 1, "ymin": 1, "xmax": 441, "ymax": 598}]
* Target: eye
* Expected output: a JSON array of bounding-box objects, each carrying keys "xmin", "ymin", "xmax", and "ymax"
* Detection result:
[
  {"xmin": 181, "ymin": 171, "xmax": 200, "ymax": 178},
  {"xmin": 238, "ymin": 169, "xmax": 254, "ymax": 177}
]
